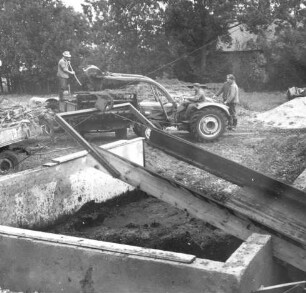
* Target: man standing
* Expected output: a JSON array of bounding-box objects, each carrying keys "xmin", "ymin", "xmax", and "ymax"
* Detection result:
[
  {"xmin": 57, "ymin": 51, "xmax": 75, "ymax": 101},
  {"xmin": 215, "ymin": 74, "xmax": 239, "ymax": 130},
  {"xmin": 214, "ymin": 74, "xmax": 232, "ymax": 102},
  {"xmin": 184, "ymin": 83, "xmax": 206, "ymax": 120}
]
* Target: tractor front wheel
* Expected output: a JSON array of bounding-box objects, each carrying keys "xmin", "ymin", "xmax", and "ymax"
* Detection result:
[
  {"xmin": 133, "ymin": 122, "xmax": 162, "ymax": 140},
  {"xmin": 115, "ymin": 128, "xmax": 128, "ymax": 139},
  {"xmin": 190, "ymin": 108, "xmax": 227, "ymax": 142}
]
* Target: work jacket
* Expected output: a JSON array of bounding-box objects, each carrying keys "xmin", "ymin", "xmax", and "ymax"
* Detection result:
[
  {"xmin": 216, "ymin": 82, "xmax": 231, "ymax": 102},
  {"xmin": 225, "ymin": 82, "xmax": 239, "ymax": 104},
  {"xmin": 57, "ymin": 57, "xmax": 70, "ymax": 79}
]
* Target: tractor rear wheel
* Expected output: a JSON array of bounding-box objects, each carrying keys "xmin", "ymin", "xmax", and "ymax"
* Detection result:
[
  {"xmin": 190, "ymin": 108, "xmax": 227, "ymax": 142},
  {"xmin": 0, "ymin": 150, "xmax": 19, "ymax": 175}
]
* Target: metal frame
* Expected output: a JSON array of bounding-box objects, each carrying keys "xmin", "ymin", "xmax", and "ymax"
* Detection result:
[
  {"xmin": 55, "ymin": 103, "xmax": 156, "ymax": 177},
  {"xmin": 254, "ymin": 281, "xmax": 306, "ymax": 292}
]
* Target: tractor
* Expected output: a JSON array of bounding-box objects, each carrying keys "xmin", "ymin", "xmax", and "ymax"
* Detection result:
[
  {"xmin": 44, "ymin": 65, "xmax": 231, "ymax": 142},
  {"xmin": 90, "ymin": 67, "xmax": 231, "ymax": 142}
]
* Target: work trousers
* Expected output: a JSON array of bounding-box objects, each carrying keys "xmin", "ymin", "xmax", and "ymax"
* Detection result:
[
  {"xmin": 228, "ymin": 103, "xmax": 238, "ymax": 127},
  {"xmin": 185, "ymin": 103, "xmax": 198, "ymax": 120},
  {"xmin": 58, "ymin": 77, "xmax": 69, "ymax": 101}
]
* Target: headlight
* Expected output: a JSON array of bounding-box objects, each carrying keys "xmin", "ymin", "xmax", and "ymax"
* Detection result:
[{"xmin": 144, "ymin": 111, "xmax": 151, "ymax": 115}]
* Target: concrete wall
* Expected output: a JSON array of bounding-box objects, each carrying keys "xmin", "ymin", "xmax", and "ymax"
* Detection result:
[
  {"xmin": 226, "ymin": 234, "xmax": 285, "ymax": 292},
  {"xmin": 0, "ymin": 138, "xmax": 144, "ymax": 228},
  {"xmin": 0, "ymin": 136, "xmax": 287, "ymax": 292},
  {"xmin": 0, "ymin": 226, "xmax": 277, "ymax": 293}
]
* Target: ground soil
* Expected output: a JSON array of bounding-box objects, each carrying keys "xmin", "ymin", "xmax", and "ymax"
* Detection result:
[{"xmin": 5, "ymin": 85, "xmax": 306, "ymax": 266}]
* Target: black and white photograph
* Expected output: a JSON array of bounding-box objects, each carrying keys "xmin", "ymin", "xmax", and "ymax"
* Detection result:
[{"xmin": 0, "ymin": 0, "xmax": 306, "ymax": 292}]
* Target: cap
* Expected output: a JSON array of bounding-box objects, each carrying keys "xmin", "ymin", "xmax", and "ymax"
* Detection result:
[
  {"xmin": 227, "ymin": 74, "xmax": 235, "ymax": 81},
  {"xmin": 63, "ymin": 51, "xmax": 71, "ymax": 58}
]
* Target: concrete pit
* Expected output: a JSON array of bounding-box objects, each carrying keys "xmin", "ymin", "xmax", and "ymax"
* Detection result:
[
  {"xmin": 43, "ymin": 189, "xmax": 243, "ymax": 263},
  {"xmin": 0, "ymin": 138, "xmax": 294, "ymax": 292}
]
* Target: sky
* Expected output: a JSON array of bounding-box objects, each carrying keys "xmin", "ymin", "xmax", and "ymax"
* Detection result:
[{"xmin": 62, "ymin": 0, "xmax": 85, "ymax": 12}]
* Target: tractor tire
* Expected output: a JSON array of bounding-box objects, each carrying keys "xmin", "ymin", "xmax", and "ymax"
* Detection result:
[
  {"xmin": 133, "ymin": 124, "xmax": 143, "ymax": 137},
  {"xmin": 115, "ymin": 128, "xmax": 128, "ymax": 139},
  {"xmin": 0, "ymin": 150, "xmax": 19, "ymax": 175},
  {"xmin": 45, "ymin": 99, "xmax": 59, "ymax": 111},
  {"xmin": 190, "ymin": 108, "xmax": 227, "ymax": 142},
  {"xmin": 133, "ymin": 122, "xmax": 162, "ymax": 140}
]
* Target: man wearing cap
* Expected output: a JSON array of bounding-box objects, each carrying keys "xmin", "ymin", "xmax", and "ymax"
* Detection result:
[
  {"xmin": 57, "ymin": 51, "xmax": 75, "ymax": 101},
  {"xmin": 183, "ymin": 83, "xmax": 206, "ymax": 120}
]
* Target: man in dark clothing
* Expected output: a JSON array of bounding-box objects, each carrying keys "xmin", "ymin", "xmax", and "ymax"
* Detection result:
[
  {"xmin": 215, "ymin": 74, "xmax": 239, "ymax": 130},
  {"xmin": 57, "ymin": 51, "xmax": 75, "ymax": 101}
]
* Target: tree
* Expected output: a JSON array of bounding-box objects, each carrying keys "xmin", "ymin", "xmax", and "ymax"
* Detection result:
[
  {"xmin": 82, "ymin": 0, "xmax": 246, "ymax": 81},
  {"xmin": 162, "ymin": 0, "xmax": 243, "ymax": 81},
  {"xmin": 2, "ymin": 0, "xmax": 304, "ymax": 93},
  {"xmin": 239, "ymin": 0, "xmax": 304, "ymax": 32},
  {"xmin": 83, "ymin": 0, "xmax": 172, "ymax": 76},
  {"xmin": 158, "ymin": 0, "xmax": 306, "ymax": 85},
  {"xmin": 0, "ymin": 0, "xmax": 91, "ymax": 93},
  {"xmin": 240, "ymin": 0, "xmax": 306, "ymax": 89}
]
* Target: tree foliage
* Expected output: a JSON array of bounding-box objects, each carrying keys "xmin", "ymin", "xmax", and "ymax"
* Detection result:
[
  {"xmin": 82, "ymin": 0, "xmax": 170, "ymax": 76},
  {"xmin": 162, "ymin": 0, "xmax": 242, "ymax": 81},
  {"xmin": 82, "ymin": 0, "xmax": 247, "ymax": 82},
  {"xmin": 259, "ymin": 25, "xmax": 306, "ymax": 89},
  {"xmin": 239, "ymin": 0, "xmax": 306, "ymax": 89},
  {"xmin": 239, "ymin": 0, "xmax": 303, "ymax": 31},
  {"xmin": 1, "ymin": 0, "xmax": 306, "ymax": 93},
  {"xmin": 0, "ymin": 0, "xmax": 91, "ymax": 93}
]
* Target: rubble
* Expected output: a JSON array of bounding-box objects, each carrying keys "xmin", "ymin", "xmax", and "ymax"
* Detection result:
[{"xmin": 0, "ymin": 101, "xmax": 55, "ymax": 139}]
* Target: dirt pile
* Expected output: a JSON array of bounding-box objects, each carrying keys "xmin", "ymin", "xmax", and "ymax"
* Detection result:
[{"xmin": 254, "ymin": 96, "xmax": 306, "ymax": 129}]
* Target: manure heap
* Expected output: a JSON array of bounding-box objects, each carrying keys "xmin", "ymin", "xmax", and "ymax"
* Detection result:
[{"xmin": 255, "ymin": 96, "xmax": 306, "ymax": 129}]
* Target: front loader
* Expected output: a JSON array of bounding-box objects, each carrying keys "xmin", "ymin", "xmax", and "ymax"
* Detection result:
[{"xmin": 75, "ymin": 68, "xmax": 231, "ymax": 142}]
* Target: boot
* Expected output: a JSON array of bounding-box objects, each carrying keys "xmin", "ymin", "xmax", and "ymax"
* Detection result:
[
  {"xmin": 228, "ymin": 117, "xmax": 233, "ymax": 130},
  {"xmin": 233, "ymin": 118, "xmax": 238, "ymax": 128}
]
